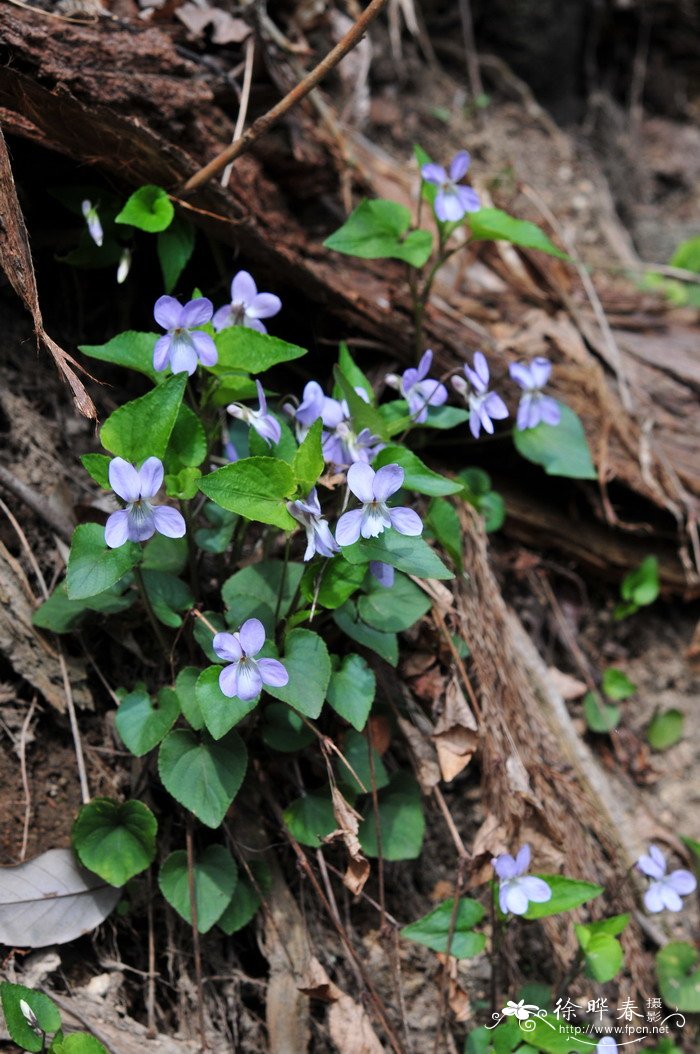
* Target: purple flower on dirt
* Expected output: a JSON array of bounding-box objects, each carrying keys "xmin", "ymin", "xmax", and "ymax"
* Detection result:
[
  {"xmin": 421, "ymin": 151, "xmax": 480, "ymax": 223},
  {"xmin": 492, "ymin": 844, "xmax": 552, "ymax": 915},
  {"xmin": 452, "ymin": 352, "xmax": 509, "ymax": 438},
  {"xmin": 81, "ymin": 200, "xmax": 103, "ymax": 248},
  {"xmin": 287, "ymin": 488, "xmax": 339, "ymax": 561},
  {"xmin": 105, "ymin": 457, "xmax": 186, "ymax": 548},
  {"xmin": 153, "ymin": 295, "xmax": 217, "ymax": 375},
  {"xmin": 370, "ymin": 561, "xmax": 395, "ymax": 588},
  {"xmin": 227, "ymin": 379, "xmax": 281, "ymax": 446},
  {"xmin": 213, "ymin": 270, "xmax": 282, "ymax": 334},
  {"xmin": 213, "ymin": 618, "xmax": 288, "ymax": 701},
  {"xmin": 335, "ymin": 463, "xmax": 423, "ymax": 546},
  {"xmin": 385, "ymin": 350, "xmax": 448, "ymax": 423},
  {"xmin": 636, "ymin": 844, "xmax": 697, "ymax": 913},
  {"xmin": 509, "ymin": 357, "xmax": 561, "ymax": 431}
]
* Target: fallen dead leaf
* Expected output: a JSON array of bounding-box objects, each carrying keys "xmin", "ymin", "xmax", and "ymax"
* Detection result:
[
  {"xmin": 547, "ymin": 666, "xmax": 588, "ymax": 701},
  {"xmin": 299, "ymin": 958, "xmax": 384, "ymax": 1054},
  {"xmin": 432, "ymin": 675, "xmax": 479, "ymax": 782},
  {"xmin": 398, "ymin": 716, "xmax": 441, "ymax": 792},
  {"xmin": 175, "ymin": 3, "xmax": 250, "ymax": 44},
  {"xmin": 324, "ymin": 786, "xmax": 370, "ymax": 895}
]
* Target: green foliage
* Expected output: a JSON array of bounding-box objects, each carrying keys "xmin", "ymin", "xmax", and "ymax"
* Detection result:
[
  {"xmin": 292, "ymin": 419, "xmax": 324, "ymax": 491},
  {"xmin": 51, "ymin": 1035, "xmax": 109, "ymax": 1054},
  {"xmin": 359, "ymin": 772, "xmax": 425, "ymax": 860},
  {"xmin": 575, "ymin": 914, "xmax": 628, "ymax": 982},
  {"xmin": 358, "ymin": 570, "xmax": 431, "ymax": 632},
  {"xmin": 101, "ymin": 374, "xmax": 186, "ymax": 461},
  {"xmin": 373, "ymin": 445, "xmax": 462, "ymax": 496},
  {"xmin": 195, "ymin": 665, "xmax": 258, "ymax": 739},
  {"xmin": 583, "ymin": 693, "xmax": 620, "ymax": 734},
  {"xmin": 332, "ymin": 600, "xmax": 399, "ymax": 666},
  {"xmin": 337, "ymin": 343, "xmax": 373, "ymax": 401},
  {"xmin": 656, "ymin": 941, "xmax": 700, "ymax": 1012},
  {"xmin": 194, "ymin": 503, "xmax": 237, "ymax": 554},
  {"xmin": 468, "ymin": 208, "xmax": 567, "ymax": 260},
  {"xmin": 669, "ymin": 235, "xmax": 700, "ymax": 272},
  {"xmin": 401, "ymin": 898, "xmax": 486, "ymax": 959},
  {"xmin": 341, "ymin": 530, "xmax": 453, "ymax": 580},
  {"xmin": 647, "ymin": 708, "xmax": 684, "ymax": 751},
  {"xmin": 72, "ymin": 798, "xmax": 157, "ymax": 886},
  {"xmin": 218, "ymin": 861, "xmax": 272, "ymax": 934},
  {"xmin": 0, "ymin": 982, "xmax": 61, "ymax": 1052},
  {"xmin": 199, "ymin": 457, "xmax": 297, "ymax": 530},
  {"xmin": 115, "ymin": 185, "xmax": 174, "ymax": 233},
  {"xmin": 214, "ymin": 327, "xmax": 306, "ymax": 373},
  {"xmin": 193, "ymin": 611, "xmax": 226, "ymax": 663},
  {"xmin": 523, "ymin": 875, "xmax": 603, "ymax": 919},
  {"xmin": 425, "ymin": 498, "xmax": 463, "ymax": 570},
  {"xmin": 142, "ymin": 533, "xmax": 189, "ymax": 574},
  {"xmin": 459, "ymin": 468, "xmax": 505, "ymax": 532},
  {"xmin": 159, "ymin": 844, "xmax": 237, "ymax": 933},
  {"xmin": 261, "ymin": 703, "xmax": 315, "ymax": 752},
  {"xmin": 33, "ymin": 582, "xmax": 133, "ymax": 634},
  {"xmin": 141, "ymin": 569, "xmax": 193, "ymax": 627},
  {"xmin": 166, "ymin": 404, "xmax": 207, "ymax": 468},
  {"xmin": 174, "ymin": 666, "xmax": 204, "ymax": 730},
  {"xmin": 333, "ymin": 365, "xmax": 388, "ymax": 441},
  {"xmin": 264, "ymin": 629, "xmax": 331, "ymax": 718},
  {"xmin": 681, "ymin": 834, "xmax": 700, "ymax": 874},
  {"xmin": 601, "ymin": 668, "xmax": 635, "ymax": 700},
  {"xmin": 79, "ymin": 331, "xmax": 160, "ymax": 380},
  {"xmin": 223, "ymin": 560, "xmax": 304, "ymax": 628},
  {"xmin": 615, "ymin": 555, "xmax": 659, "ymax": 619},
  {"xmin": 158, "ymin": 729, "xmax": 247, "ymax": 828},
  {"xmin": 513, "ymin": 405, "xmax": 596, "ymax": 480},
  {"xmin": 324, "ymin": 199, "xmax": 433, "ymax": 267},
  {"xmin": 66, "ymin": 523, "xmax": 141, "ymax": 601},
  {"xmin": 115, "ymin": 685, "xmax": 180, "ymax": 756},
  {"xmin": 300, "ymin": 557, "xmax": 366, "ymax": 610},
  {"xmin": 338, "ymin": 728, "xmax": 388, "ymax": 794},
  {"xmin": 157, "ymin": 215, "xmax": 195, "ymax": 292},
  {"xmin": 284, "ymin": 792, "xmax": 336, "ymax": 847},
  {"xmin": 326, "ymin": 654, "xmax": 376, "ymax": 731},
  {"xmin": 80, "ymin": 453, "xmax": 111, "ymax": 489}
]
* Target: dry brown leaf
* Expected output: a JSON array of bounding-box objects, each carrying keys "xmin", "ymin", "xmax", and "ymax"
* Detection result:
[
  {"xmin": 367, "ymin": 713, "xmax": 392, "ymax": 755},
  {"xmin": 299, "ymin": 957, "xmax": 385, "ymax": 1054},
  {"xmin": 397, "ymin": 716, "xmax": 441, "ymax": 792},
  {"xmin": 547, "ymin": 666, "xmax": 588, "ymax": 700},
  {"xmin": 175, "ymin": 3, "xmax": 250, "ymax": 43},
  {"xmin": 324, "ymin": 786, "xmax": 370, "ymax": 895},
  {"xmin": 432, "ymin": 675, "xmax": 479, "ymax": 782}
]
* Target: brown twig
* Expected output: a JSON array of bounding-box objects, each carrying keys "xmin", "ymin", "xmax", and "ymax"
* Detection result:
[
  {"xmin": 367, "ymin": 731, "xmax": 386, "ymax": 927},
  {"xmin": 146, "ymin": 868, "xmax": 157, "ymax": 1038},
  {"xmin": 186, "ymin": 818, "xmax": 208, "ymax": 1050},
  {"xmin": 182, "ymin": 0, "xmax": 391, "ymax": 193},
  {"xmin": 19, "ymin": 697, "xmax": 36, "ymax": 862},
  {"xmin": 458, "ymin": 0, "xmax": 484, "ymax": 102},
  {"xmin": 221, "ymin": 34, "xmax": 255, "ymax": 190}
]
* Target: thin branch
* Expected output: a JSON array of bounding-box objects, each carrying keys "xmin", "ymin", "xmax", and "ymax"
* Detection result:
[
  {"xmin": 221, "ymin": 34, "xmax": 255, "ymax": 190},
  {"xmin": 182, "ymin": 0, "xmax": 391, "ymax": 193},
  {"xmin": 19, "ymin": 698, "xmax": 36, "ymax": 862}
]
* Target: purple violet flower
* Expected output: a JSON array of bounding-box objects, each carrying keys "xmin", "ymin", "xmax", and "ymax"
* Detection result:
[
  {"xmin": 321, "ymin": 391, "xmax": 384, "ymax": 468},
  {"xmin": 227, "ymin": 379, "xmax": 281, "ymax": 446},
  {"xmin": 284, "ymin": 381, "xmax": 329, "ymax": 442},
  {"xmin": 336, "ymin": 463, "xmax": 422, "ymax": 546},
  {"xmin": 81, "ymin": 200, "xmax": 103, "ymax": 247},
  {"xmin": 509, "ymin": 357, "xmax": 561, "ymax": 430},
  {"xmin": 385, "ymin": 350, "xmax": 448, "ymax": 423},
  {"xmin": 287, "ymin": 489, "xmax": 339, "ymax": 561},
  {"xmin": 213, "ymin": 618, "xmax": 288, "ymax": 701},
  {"xmin": 452, "ymin": 352, "xmax": 509, "ymax": 438},
  {"xmin": 105, "ymin": 457, "xmax": 186, "ymax": 548},
  {"xmin": 153, "ymin": 295, "xmax": 217, "ymax": 375},
  {"xmin": 492, "ymin": 845, "xmax": 552, "ymax": 915},
  {"xmin": 370, "ymin": 561, "xmax": 395, "ymax": 588},
  {"xmin": 636, "ymin": 844, "xmax": 697, "ymax": 913},
  {"xmin": 213, "ymin": 270, "xmax": 282, "ymax": 334},
  {"xmin": 421, "ymin": 151, "xmax": 480, "ymax": 223}
]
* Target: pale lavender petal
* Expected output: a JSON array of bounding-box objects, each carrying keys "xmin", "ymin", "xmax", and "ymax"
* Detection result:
[
  {"xmin": 469, "ymin": 410, "xmax": 482, "ymax": 439},
  {"xmin": 476, "ymin": 404, "xmax": 495, "ymax": 435},
  {"xmin": 313, "ymin": 520, "xmax": 340, "ymax": 558},
  {"xmin": 509, "ymin": 362, "xmax": 533, "ymax": 390},
  {"xmin": 347, "ymin": 461, "xmax": 376, "ymax": 503},
  {"xmin": 127, "ymin": 504, "xmax": 156, "ymax": 542},
  {"xmin": 597, "ymin": 1038, "xmax": 618, "ymax": 1053},
  {"xmin": 472, "ymin": 352, "xmax": 490, "ymax": 388},
  {"xmin": 214, "ymin": 633, "xmax": 244, "ymax": 662},
  {"xmin": 649, "ymin": 844, "xmax": 667, "ymax": 871},
  {"xmin": 659, "ymin": 884, "xmax": 683, "ymax": 912},
  {"xmin": 258, "ymin": 658, "xmax": 289, "ymax": 688},
  {"xmin": 104, "ymin": 509, "xmax": 130, "ymax": 548},
  {"xmin": 417, "ymin": 349, "xmax": 433, "ymax": 380},
  {"xmin": 138, "ymin": 457, "xmax": 164, "ymax": 500},
  {"xmin": 152, "ymin": 505, "xmax": 186, "ymax": 538},
  {"xmin": 180, "ymin": 297, "xmax": 213, "ymax": 328},
  {"xmin": 297, "ymin": 382, "xmax": 327, "ymax": 426},
  {"xmin": 361, "ymin": 505, "xmax": 391, "ymax": 538},
  {"xmin": 370, "ymin": 561, "xmax": 394, "ymax": 588},
  {"xmin": 407, "ymin": 391, "xmax": 430, "ymax": 424},
  {"xmin": 530, "ymin": 357, "xmax": 552, "ymax": 388},
  {"xmin": 435, "ymin": 189, "xmax": 464, "ymax": 222},
  {"xmin": 252, "ymin": 414, "xmax": 281, "ymax": 446},
  {"xmin": 255, "ymin": 379, "xmax": 268, "ymax": 414},
  {"xmin": 85, "ymin": 210, "xmax": 103, "ymax": 247},
  {"xmin": 212, "ymin": 304, "xmax": 234, "ymax": 332},
  {"xmin": 421, "ymin": 163, "xmax": 446, "ymax": 185},
  {"xmin": 514, "ymin": 844, "xmax": 531, "ymax": 875},
  {"xmin": 231, "ymin": 270, "xmax": 257, "ymax": 307},
  {"xmin": 321, "ymin": 398, "xmax": 346, "ymax": 429},
  {"xmin": 109, "ymin": 457, "xmax": 141, "ymax": 502},
  {"xmin": 455, "ymin": 185, "xmax": 480, "ymax": 213},
  {"xmin": 192, "ymin": 330, "xmax": 218, "ymax": 366},
  {"xmin": 153, "ymin": 334, "xmax": 172, "ymax": 371},
  {"xmin": 402, "ymin": 367, "xmax": 420, "ymax": 392},
  {"xmin": 236, "ymin": 660, "xmax": 263, "ymax": 700},
  {"xmin": 667, "ymin": 869, "xmax": 697, "ymax": 895},
  {"xmin": 336, "ymin": 509, "xmax": 364, "ymax": 546},
  {"xmin": 245, "ymin": 317, "xmax": 267, "ymax": 333},
  {"xmin": 169, "ymin": 335, "xmax": 198, "ymax": 376},
  {"xmin": 498, "ymin": 884, "xmax": 511, "ymax": 914},
  {"xmin": 389, "ymin": 507, "xmax": 423, "ymax": 536},
  {"xmin": 539, "ymin": 397, "xmax": 561, "ymax": 426},
  {"xmin": 224, "ymin": 440, "xmax": 239, "ymax": 462},
  {"xmin": 219, "ymin": 662, "xmax": 240, "ymax": 698},
  {"xmin": 638, "ymin": 847, "xmax": 666, "ymax": 880},
  {"xmin": 449, "ymin": 150, "xmax": 471, "ymax": 181},
  {"xmin": 643, "ymin": 882, "xmax": 666, "ymax": 913},
  {"xmin": 504, "ymin": 883, "xmax": 529, "ymax": 915},
  {"xmin": 247, "ymin": 293, "xmax": 282, "ymax": 320},
  {"xmin": 373, "ymin": 464, "xmax": 404, "ymax": 502},
  {"xmin": 238, "ymin": 617, "xmax": 266, "ymax": 657},
  {"xmin": 414, "ymin": 379, "xmax": 448, "ymax": 409},
  {"xmin": 492, "ymin": 853, "xmax": 517, "ymax": 880},
  {"xmin": 517, "ymin": 394, "xmax": 536, "ymax": 431},
  {"xmin": 154, "ymin": 295, "xmax": 183, "ymax": 331},
  {"xmin": 519, "ymin": 876, "xmax": 552, "ymax": 903},
  {"xmin": 483, "ymin": 392, "xmax": 509, "ymax": 420}
]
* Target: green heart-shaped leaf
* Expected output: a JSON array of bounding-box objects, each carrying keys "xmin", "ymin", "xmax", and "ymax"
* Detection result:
[{"xmin": 115, "ymin": 686, "xmax": 180, "ymax": 756}]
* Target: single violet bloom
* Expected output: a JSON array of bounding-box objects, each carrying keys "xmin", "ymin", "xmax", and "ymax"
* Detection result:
[
  {"xmin": 213, "ymin": 618, "xmax": 288, "ymax": 701},
  {"xmin": 284, "ymin": 380, "xmax": 328, "ymax": 442},
  {"xmin": 321, "ymin": 391, "xmax": 383, "ymax": 468},
  {"xmin": 153, "ymin": 295, "xmax": 217, "ymax": 376},
  {"xmin": 370, "ymin": 561, "xmax": 395, "ymax": 588},
  {"xmin": 452, "ymin": 351, "xmax": 509, "ymax": 438},
  {"xmin": 81, "ymin": 200, "xmax": 103, "ymax": 248},
  {"xmin": 421, "ymin": 151, "xmax": 480, "ymax": 223},
  {"xmin": 105, "ymin": 457, "xmax": 186, "ymax": 548},
  {"xmin": 287, "ymin": 488, "xmax": 339, "ymax": 561},
  {"xmin": 636, "ymin": 844, "xmax": 697, "ymax": 913},
  {"xmin": 492, "ymin": 844, "xmax": 552, "ymax": 916},
  {"xmin": 336, "ymin": 463, "xmax": 423, "ymax": 546},
  {"xmin": 213, "ymin": 270, "xmax": 282, "ymax": 334},
  {"xmin": 227, "ymin": 379, "xmax": 281, "ymax": 446},
  {"xmin": 509, "ymin": 357, "xmax": 561, "ymax": 430},
  {"xmin": 385, "ymin": 349, "xmax": 448, "ymax": 423}
]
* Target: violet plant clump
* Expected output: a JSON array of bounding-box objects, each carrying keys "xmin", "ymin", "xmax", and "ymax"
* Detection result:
[
  {"xmin": 636, "ymin": 844, "xmax": 697, "ymax": 912},
  {"xmin": 213, "ymin": 269, "xmax": 282, "ymax": 333},
  {"xmin": 492, "ymin": 844, "xmax": 552, "ymax": 915}
]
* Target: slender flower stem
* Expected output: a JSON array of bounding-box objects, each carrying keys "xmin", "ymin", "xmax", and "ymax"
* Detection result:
[
  {"xmin": 274, "ymin": 538, "xmax": 291, "ymax": 623},
  {"xmin": 134, "ymin": 564, "xmax": 169, "ymax": 654}
]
